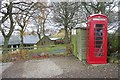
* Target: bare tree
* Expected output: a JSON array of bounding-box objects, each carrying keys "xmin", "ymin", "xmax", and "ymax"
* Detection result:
[
  {"xmin": 0, "ymin": 2, "xmax": 15, "ymax": 54},
  {"xmin": 81, "ymin": 1, "xmax": 118, "ymax": 22},
  {"xmin": 52, "ymin": 2, "xmax": 81, "ymax": 43},
  {"xmin": 15, "ymin": 2, "xmax": 35, "ymax": 48},
  {"xmin": 0, "ymin": 1, "xmax": 33, "ymax": 54},
  {"xmin": 15, "ymin": 14, "xmax": 30, "ymax": 48},
  {"xmin": 32, "ymin": 2, "xmax": 52, "ymax": 40}
]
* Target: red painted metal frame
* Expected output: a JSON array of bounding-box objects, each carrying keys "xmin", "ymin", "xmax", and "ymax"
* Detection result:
[{"xmin": 86, "ymin": 14, "xmax": 108, "ymax": 64}]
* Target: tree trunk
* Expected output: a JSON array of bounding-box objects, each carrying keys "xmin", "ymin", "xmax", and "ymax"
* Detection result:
[
  {"xmin": 2, "ymin": 37, "xmax": 9, "ymax": 54},
  {"xmin": 64, "ymin": 27, "xmax": 69, "ymax": 44},
  {"xmin": 100, "ymin": 2, "xmax": 105, "ymax": 14},
  {"xmin": 20, "ymin": 31, "xmax": 24, "ymax": 50},
  {"xmin": 42, "ymin": 24, "xmax": 45, "ymax": 36},
  {"xmin": 37, "ymin": 25, "xmax": 41, "ymax": 40},
  {"xmin": 37, "ymin": 33, "xmax": 41, "ymax": 40},
  {"xmin": 2, "ymin": 2, "xmax": 14, "ymax": 54},
  {"xmin": 69, "ymin": 29, "xmax": 72, "ymax": 43}
]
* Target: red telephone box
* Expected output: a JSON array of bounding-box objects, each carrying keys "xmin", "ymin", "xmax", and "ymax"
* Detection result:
[{"xmin": 86, "ymin": 14, "xmax": 108, "ymax": 64}]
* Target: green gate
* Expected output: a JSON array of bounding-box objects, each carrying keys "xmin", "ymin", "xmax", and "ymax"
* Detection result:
[{"xmin": 72, "ymin": 27, "xmax": 86, "ymax": 61}]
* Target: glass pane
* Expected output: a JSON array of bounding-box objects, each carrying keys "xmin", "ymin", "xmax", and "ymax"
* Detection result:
[
  {"xmin": 96, "ymin": 24, "xmax": 103, "ymax": 28},
  {"xmin": 94, "ymin": 24, "xmax": 104, "ymax": 57},
  {"xmin": 94, "ymin": 49, "xmax": 104, "ymax": 57},
  {"xmin": 95, "ymin": 45, "xmax": 102, "ymax": 48},
  {"xmin": 95, "ymin": 53, "xmax": 103, "ymax": 57},
  {"xmin": 95, "ymin": 37, "xmax": 103, "ymax": 40},
  {"xmin": 95, "ymin": 24, "xmax": 104, "ymax": 47},
  {"xmin": 95, "ymin": 41, "xmax": 103, "ymax": 45},
  {"xmin": 95, "ymin": 49, "xmax": 103, "ymax": 52},
  {"xmin": 95, "ymin": 30, "xmax": 103, "ymax": 36}
]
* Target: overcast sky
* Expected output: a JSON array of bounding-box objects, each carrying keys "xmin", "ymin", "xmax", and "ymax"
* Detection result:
[{"xmin": 0, "ymin": 0, "xmax": 119, "ymax": 35}]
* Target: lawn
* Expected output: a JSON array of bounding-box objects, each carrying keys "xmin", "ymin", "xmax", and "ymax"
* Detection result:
[
  {"xmin": 29, "ymin": 44, "xmax": 66, "ymax": 54},
  {"xmin": 2, "ymin": 44, "xmax": 68, "ymax": 62},
  {"xmin": 28, "ymin": 44, "xmax": 67, "ymax": 60}
]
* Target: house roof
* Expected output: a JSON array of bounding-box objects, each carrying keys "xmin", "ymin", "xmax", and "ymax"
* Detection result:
[
  {"xmin": 0, "ymin": 35, "xmax": 4, "ymax": 45},
  {"xmin": 23, "ymin": 35, "xmax": 39, "ymax": 44},
  {"xmin": 0, "ymin": 35, "xmax": 39, "ymax": 45},
  {"xmin": 0, "ymin": 35, "xmax": 20, "ymax": 45},
  {"xmin": 9, "ymin": 35, "xmax": 21, "ymax": 45},
  {"xmin": 50, "ymin": 38, "xmax": 60, "ymax": 41},
  {"xmin": 0, "ymin": 34, "xmax": 60, "ymax": 45}
]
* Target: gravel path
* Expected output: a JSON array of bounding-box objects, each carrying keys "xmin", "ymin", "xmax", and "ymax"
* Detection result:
[{"xmin": 2, "ymin": 55, "xmax": 119, "ymax": 78}]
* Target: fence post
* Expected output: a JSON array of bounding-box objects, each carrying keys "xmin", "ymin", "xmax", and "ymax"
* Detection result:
[
  {"xmin": 11, "ymin": 45, "xmax": 13, "ymax": 52},
  {"xmin": 34, "ymin": 45, "xmax": 37, "ymax": 50},
  {"xmin": 16, "ymin": 45, "xmax": 19, "ymax": 51}
]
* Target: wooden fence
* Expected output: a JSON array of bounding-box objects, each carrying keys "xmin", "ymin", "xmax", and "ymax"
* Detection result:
[{"xmin": 0, "ymin": 45, "xmax": 59, "ymax": 53}]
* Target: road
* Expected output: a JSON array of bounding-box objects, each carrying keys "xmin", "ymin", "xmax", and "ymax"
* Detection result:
[{"xmin": 1, "ymin": 55, "xmax": 119, "ymax": 78}]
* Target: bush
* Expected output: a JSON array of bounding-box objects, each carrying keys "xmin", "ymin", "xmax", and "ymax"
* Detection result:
[
  {"xmin": 108, "ymin": 34, "xmax": 119, "ymax": 54},
  {"xmin": 2, "ymin": 50, "xmax": 30, "ymax": 62},
  {"xmin": 108, "ymin": 33, "xmax": 119, "ymax": 63}
]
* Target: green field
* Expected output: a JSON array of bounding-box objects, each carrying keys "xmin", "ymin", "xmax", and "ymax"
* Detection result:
[{"xmin": 29, "ymin": 44, "xmax": 66, "ymax": 55}]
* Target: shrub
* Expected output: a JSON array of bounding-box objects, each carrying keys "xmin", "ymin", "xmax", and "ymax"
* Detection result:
[
  {"xmin": 108, "ymin": 33, "xmax": 119, "ymax": 63},
  {"xmin": 2, "ymin": 50, "xmax": 30, "ymax": 62}
]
